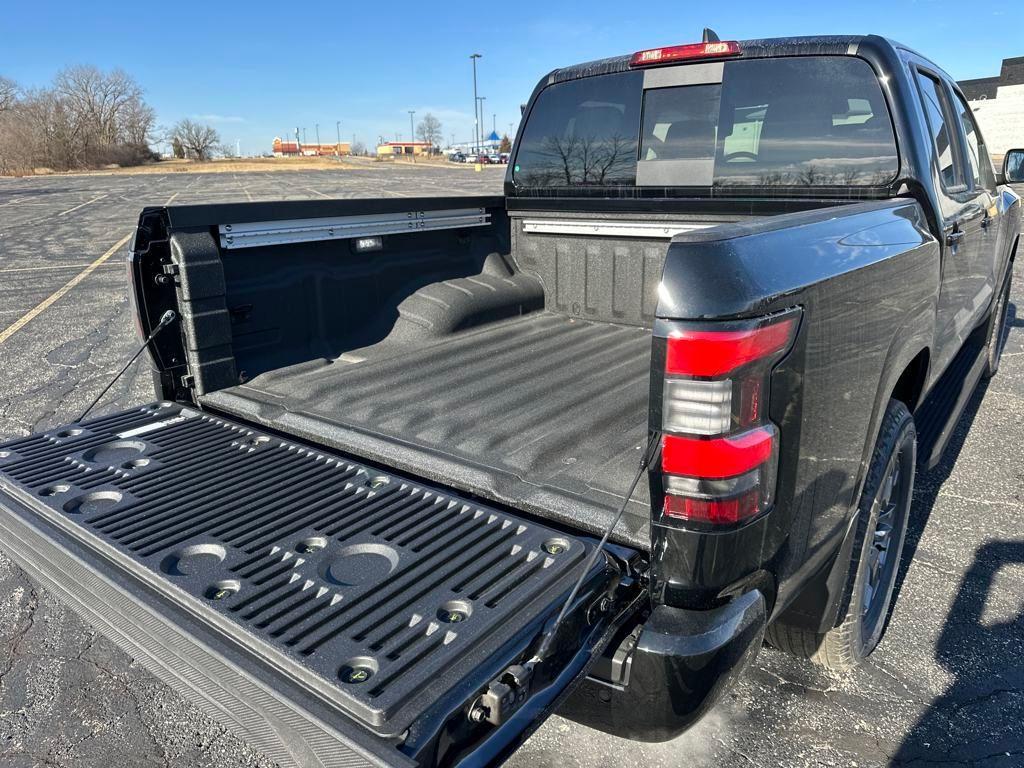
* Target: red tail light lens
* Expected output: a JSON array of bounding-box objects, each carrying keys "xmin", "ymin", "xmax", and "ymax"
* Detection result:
[
  {"xmin": 665, "ymin": 318, "xmax": 796, "ymax": 378},
  {"xmin": 630, "ymin": 41, "xmax": 741, "ymax": 68},
  {"xmin": 664, "ymin": 490, "xmax": 760, "ymax": 525},
  {"xmin": 658, "ymin": 311, "xmax": 799, "ymax": 528},
  {"xmin": 662, "ymin": 427, "xmax": 775, "ymax": 478}
]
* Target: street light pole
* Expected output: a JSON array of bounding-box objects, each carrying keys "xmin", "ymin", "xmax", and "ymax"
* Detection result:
[
  {"xmin": 470, "ymin": 53, "xmax": 482, "ymax": 154},
  {"xmin": 336, "ymin": 120, "xmax": 341, "ymax": 156},
  {"xmin": 315, "ymin": 123, "xmax": 320, "ymax": 150},
  {"xmin": 476, "ymin": 96, "xmax": 487, "ymax": 150},
  {"xmin": 408, "ymin": 110, "xmax": 416, "ymax": 160}
]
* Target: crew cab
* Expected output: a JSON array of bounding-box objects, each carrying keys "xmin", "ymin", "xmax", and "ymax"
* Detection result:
[{"xmin": 1, "ymin": 33, "xmax": 1021, "ymax": 767}]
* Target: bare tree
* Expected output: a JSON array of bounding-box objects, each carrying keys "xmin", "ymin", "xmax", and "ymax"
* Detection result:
[
  {"xmin": 416, "ymin": 113, "xmax": 443, "ymax": 151},
  {"xmin": 0, "ymin": 76, "xmax": 18, "ymax": 112},
  {"xmin": 53, "ymin": 66, "xmax": 153, "ymax": 152},
  {"xmin": 0, "ymin": 78, "xmax": 34, "ymax": 174},
  {"xmin": 171, "ymin": 119, "xmax": 221, "ymax": 161}
]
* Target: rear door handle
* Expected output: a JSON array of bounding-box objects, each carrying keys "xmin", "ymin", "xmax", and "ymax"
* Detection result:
[{"xmin": 946, "ymin": 229, "xmax": 965, "ymax": 246}]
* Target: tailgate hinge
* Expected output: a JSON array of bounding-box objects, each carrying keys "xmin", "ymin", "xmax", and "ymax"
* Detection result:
[
  {"xmin": 154, "ymin": 262, "xmax": 179, "ymax": 287},
  {"xmin": 467, "ymin": 663, "xmax": 535, "ymax": 726}
]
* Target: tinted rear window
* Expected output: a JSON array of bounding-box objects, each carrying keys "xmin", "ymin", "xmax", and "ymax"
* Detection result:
[
  {"xmin": 512, "ymin": 56, "xmax": 898, "ymax": 192},
  {"xmin": 512, "ymin": 70, "xmax": 643, "ymax": 188}
]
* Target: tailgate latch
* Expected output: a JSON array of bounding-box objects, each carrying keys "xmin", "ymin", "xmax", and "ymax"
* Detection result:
[{"xmin": 468, "ymin": 663, "xmax": 535, "ymax": 726}]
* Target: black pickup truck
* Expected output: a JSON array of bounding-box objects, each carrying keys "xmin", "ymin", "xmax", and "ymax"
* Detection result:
[{"xmin": 1, "ymin": 34, "xmax": 1022, "ymax": 768}]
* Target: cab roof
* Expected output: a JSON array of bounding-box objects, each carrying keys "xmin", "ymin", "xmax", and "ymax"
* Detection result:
[{"xmin": 545, "ymin": 34, "xmax": 904, "ymax": 85}]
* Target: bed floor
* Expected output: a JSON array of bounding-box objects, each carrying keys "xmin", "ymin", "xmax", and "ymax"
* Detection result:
[{"xmin": 203, "ymin": 312, "xmax": 654, "ymax": 547}]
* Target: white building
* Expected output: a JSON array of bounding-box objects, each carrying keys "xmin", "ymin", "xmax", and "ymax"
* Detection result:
[{"xmin": 960, "ymin": 57, "xmax": 1024, "ymax": 158}]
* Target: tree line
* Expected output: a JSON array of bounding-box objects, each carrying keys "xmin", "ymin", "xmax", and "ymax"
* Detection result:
[
  {"xmin": 0, "ymin": 67, "xmax": 231, "ymax": 174},
  {"xmin": 0, "ymin": 67, "xmax": 158, "ymax": 174}
]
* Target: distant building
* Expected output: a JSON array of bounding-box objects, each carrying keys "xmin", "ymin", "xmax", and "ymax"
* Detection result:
[
  {"xmin": 960, "ymin": 56, "xmax": 1024, "ymax": 157},
  {"xmin": 272, "ymin": 137, "xmax": 351, "ymax": 157},
  {"xmin": 376, "ymin": 141, "xmax": 433, "ymax": 158}
]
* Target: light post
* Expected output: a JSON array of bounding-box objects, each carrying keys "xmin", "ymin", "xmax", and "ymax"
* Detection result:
[
  {"xmin": 476, "ymin": 96, "xmax": 486, "ymax": 152},
  {"xmin": 315, "ymin": 123, "xmax": 320, "ymax": 150},
  {"xmin": 470, "ymin": 53, "xmax": 482, "ymax": 153},
  {"xmin": 408, "ymin": 110, "xmax": 416, "ymax": 160},
  {"xmin": 336, "ymin": 121, "xmax": 341, "ymax": 156}
]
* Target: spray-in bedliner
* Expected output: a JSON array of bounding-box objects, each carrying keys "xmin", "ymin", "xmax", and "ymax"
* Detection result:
[
  {"xmin": 0, "ymin": 402, "xmax": 597, "ymax": 736},
  {"xmin": 203, "ymin": 312, "xmax": 653, "ymax": 548}
]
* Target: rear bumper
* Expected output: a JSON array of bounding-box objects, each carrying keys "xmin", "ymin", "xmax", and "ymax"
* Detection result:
[{"xmin": 558, "ymin": 590, "xmax": 766, "ymax": 742}]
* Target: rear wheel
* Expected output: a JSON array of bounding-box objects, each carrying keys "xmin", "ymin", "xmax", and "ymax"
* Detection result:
[
  {"xmin": 767, "ymin": 399, "xmax": 915, "ymax": 670},
  {"xmin": 984, "ymin": 268, "xmax": 1013, "ymax": 378}
]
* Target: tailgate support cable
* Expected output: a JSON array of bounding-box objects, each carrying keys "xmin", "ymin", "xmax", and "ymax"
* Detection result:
[
  {"xmin": 77, "ymin": 310, "xmax": 177, "ymax": 422},
  {"xmin": 533, "ymin": 431, "xmax": 660, "ymax": 664}
]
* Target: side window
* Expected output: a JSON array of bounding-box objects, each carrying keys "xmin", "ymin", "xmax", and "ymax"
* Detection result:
[
  {"xmin": 915, "ymin": 70, "xmax": 964, "ymax": 191},
  {"xmin": 953, "ymin": 91, "xmax": 997, "ymax": 191}
]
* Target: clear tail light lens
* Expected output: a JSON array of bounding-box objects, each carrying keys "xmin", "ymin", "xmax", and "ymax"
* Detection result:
[{"xmin": 659, "ymin": 311, "xmax": 799, "ymax": 528}]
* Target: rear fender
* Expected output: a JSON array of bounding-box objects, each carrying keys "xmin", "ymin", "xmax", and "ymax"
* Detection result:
[
  {"xmin": 652, "ymin": 199, "xmax": 937, "ymax": 616},
  {"xmin": 773, "ymin": 301, "xmax": 934, "ymax": 632}
]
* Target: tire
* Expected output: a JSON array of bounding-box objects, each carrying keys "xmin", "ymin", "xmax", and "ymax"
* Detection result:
[
  {"xmin": 766, "ymin": 399, "xmax": 916, "ymax": 670},
  {"xmin": 983, "ymin": 268, "xmax": 1013, "ymax": 378}
]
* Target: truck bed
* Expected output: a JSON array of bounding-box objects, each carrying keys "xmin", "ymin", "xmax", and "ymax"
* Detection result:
[
  {"xmin": 203, "ymin": 311, "xmax": 653, "ymax": 547},
  {"xmin": 0, "ymin": 404, "xmax": 600, "ymax": 748}
]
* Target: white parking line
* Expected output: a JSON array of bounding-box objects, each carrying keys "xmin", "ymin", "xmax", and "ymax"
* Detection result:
[
  {"xmin": 57, "ymin": 194, "xmax": 108, "ymax": 216},
  {"xmin": 0, "ymin": 232, "xmax": 132, "ymax": 345}
]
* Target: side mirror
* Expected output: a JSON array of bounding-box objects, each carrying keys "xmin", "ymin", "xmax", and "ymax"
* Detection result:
[{"xmin": 1003, "ymin": 149, "xmax": 1024, "ymax": 184}]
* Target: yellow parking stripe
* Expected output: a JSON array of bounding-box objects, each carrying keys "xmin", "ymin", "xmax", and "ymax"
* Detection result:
[{"xmin": 0, "ymin": 232, "xmax": 132, "ymax": 345}]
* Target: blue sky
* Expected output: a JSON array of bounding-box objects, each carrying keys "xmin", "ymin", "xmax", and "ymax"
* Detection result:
[{"xmin": 1, "ymin": 0, "xmax": 1021, "ymax": 155}]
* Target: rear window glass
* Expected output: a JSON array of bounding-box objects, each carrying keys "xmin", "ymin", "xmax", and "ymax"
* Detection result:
[
  {"xmin": 513, "ymin": 56, "xmax": 899, "ymax": 191},
  {"xmin": 512, "ymin": 70, "xmax": 643, "ymax": 188}
]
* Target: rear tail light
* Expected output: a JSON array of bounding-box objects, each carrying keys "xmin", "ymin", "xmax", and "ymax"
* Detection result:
[
  {"xmin": 629, "ymin": 41, "xmax": 741, "ymax": 68},
  {"xmin": 658, "ymin": 311, "xmax": 799, "ymax": 528}
]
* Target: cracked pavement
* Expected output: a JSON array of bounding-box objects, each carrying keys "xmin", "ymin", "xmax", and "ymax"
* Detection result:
[{"xmin": 0, "ymin": 167, "xmax": 1022, "ymax": 767}]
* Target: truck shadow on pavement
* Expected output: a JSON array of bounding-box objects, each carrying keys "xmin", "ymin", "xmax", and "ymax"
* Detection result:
[
  {"xmin": 889, "ymin": 303, "xmax": 1024, "ymax": 764},
  {"xmin": 891, "ymin": 538, "xmax": 1024, "ymax": 764}
]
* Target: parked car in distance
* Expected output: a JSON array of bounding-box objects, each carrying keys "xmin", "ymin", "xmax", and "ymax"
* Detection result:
[{"xmin": 1, "ymin": 32, "xmax": 1021, "ymax": 768}]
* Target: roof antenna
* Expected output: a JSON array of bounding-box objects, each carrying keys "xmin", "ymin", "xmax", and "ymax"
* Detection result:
[{"xmin": 702, "ymin": 27, "xmax": 721, "ymax": 43}]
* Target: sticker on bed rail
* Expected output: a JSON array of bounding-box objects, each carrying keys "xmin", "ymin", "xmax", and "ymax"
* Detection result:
[{"xmin": 116, "ymin": 410, "xmax": 198, "ymax": 439}]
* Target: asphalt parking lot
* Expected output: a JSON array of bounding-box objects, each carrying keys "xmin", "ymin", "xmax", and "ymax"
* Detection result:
[{"xmin": 0, "ymin": 164, "xmax": 1021, "ymax": 768}]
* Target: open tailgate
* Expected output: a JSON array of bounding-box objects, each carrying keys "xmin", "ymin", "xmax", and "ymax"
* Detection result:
[{"xmin": 0, "ymin": 403, "xmax": 642, "ymax": 767}]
